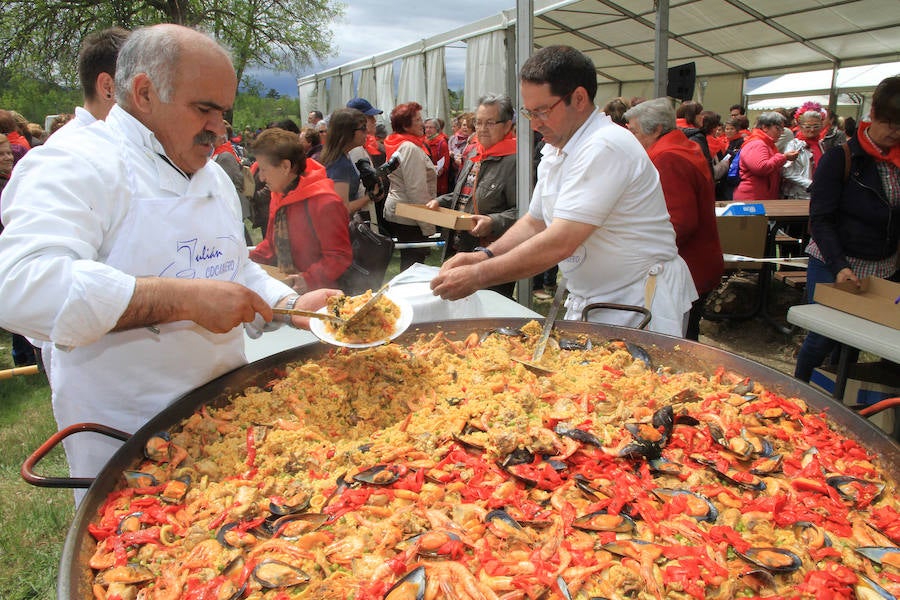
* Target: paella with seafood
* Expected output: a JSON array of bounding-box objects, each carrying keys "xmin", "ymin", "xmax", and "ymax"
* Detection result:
[
  {"xmin": 87, "ymin": 322, "xmax": 899, "ymax": 599},
  {"xmin": 318, "ymin": 290, "xmax": 404, "ymax": 346}
]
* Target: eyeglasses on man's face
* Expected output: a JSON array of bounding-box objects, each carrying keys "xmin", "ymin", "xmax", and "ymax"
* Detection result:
[
  {"xmin": 473, "ymin": 119, "xmax": 509, "ymax": 128},
  {"xmin": 520, "ymin": 92, "xmax": 572, "ymax": 121}
]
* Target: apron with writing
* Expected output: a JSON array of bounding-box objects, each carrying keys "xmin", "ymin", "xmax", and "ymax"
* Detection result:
[{"xmin": 51, "ymin": 156, "xmax": 249, "ymax": 493}]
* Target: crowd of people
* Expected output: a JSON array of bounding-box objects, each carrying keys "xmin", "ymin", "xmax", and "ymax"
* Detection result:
[{"xmin": 0, "ymin": 24, "xmax": 896, "ymax": 500}]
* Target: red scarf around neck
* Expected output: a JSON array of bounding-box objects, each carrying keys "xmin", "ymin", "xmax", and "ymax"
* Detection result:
[
  {"xmin": 384, "ymin": 132, "xmax": 427, "ymax": 160},
  {"xmin": 746, "ymin": 128, "xmax": 778, "ymax": 154},
  {"xmin": 470, "ymin": 131, "xmax": 517, "ymax": 163},
  {"xmin": 649, "ymin": 129, "xmax": 712, "ymax": 183},
  {"xmin": 364, "ymin": 134, "xmax": 380, "ymax": 157},
  {"xmin": 796, "ymin": 130, "xmax": 824, "ymax": 169},
  {"xmin": 858, "ymin": 121, "xmax": 900, "ymax": 169}
]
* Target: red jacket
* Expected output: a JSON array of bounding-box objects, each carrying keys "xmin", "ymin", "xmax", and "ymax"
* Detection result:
[
  {"xmin": 649, "ymin": 130, "xmax": 724, "ymax": 294},
  {"xmin": 250, "ymin": 160, "xmax": 352, "ymax": 289},
  {"xmin": 734, "ymin": 130, "xmax": 788, "ymax": 200},
  {"xmin": 426, "ymin": 133, "xmax": 451, "ymax": 195}
]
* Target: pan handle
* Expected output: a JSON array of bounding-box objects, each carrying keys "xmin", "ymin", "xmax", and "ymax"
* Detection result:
[
  {"xmin": 857, "ymin": 397, "xmax": 900, "ymax": 418},
  {"xmin": 21, "ymin": 423, "xmax": 131, "ymax": 489},
  {"xmin": 581, "ymin": 303, "xmax": 652, "ymax": 330}
]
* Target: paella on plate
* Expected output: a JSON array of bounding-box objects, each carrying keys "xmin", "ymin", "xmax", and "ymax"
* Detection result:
[{"xmin": 85, "ymin": 322, "xmax": 899, "ymax": 600}]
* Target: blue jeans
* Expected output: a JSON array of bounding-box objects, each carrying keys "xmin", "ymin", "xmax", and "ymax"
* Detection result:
[{"xmin": 794, "ymin": 257, "xmax": 856, "ymax": 382}]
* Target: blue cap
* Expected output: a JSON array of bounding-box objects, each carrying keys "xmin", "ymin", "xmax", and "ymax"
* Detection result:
[{"xmin": 347, "ymin": 97, "xmax": 383, "ymax": 116}]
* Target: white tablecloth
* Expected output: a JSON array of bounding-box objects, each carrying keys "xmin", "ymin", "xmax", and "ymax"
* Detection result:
[{"xmin": 244, "ymin": 265, "xmax": 541, "ymax": 362}]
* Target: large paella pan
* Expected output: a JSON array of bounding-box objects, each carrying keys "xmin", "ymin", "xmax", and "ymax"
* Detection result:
[{"xmin": 41, "ymin": 319, "xmax": 899, "ymax": 599}]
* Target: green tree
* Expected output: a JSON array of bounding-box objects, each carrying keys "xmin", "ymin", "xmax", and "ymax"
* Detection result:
[
  {"xmin": 0, "ymin": 73, "xmax": 81, "ymax": 124},
  {"xmin": 0, "ymin": 0, "xmax": 342, "ymax": 86}
]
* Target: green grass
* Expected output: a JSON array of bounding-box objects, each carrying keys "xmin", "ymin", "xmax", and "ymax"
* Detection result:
[{"xmin": 0, "ymin": 332, "xmax": 73, "ymax": 600}]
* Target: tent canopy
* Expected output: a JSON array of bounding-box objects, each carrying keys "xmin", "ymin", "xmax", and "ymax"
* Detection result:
[{"xmin": 298, "ymin": 0, "xmax": 900, "ymax": 117}]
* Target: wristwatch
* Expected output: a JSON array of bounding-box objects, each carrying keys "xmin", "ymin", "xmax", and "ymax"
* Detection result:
[
  {"xmin": 278, "ymin": 294, "xmax": 301, "ymax": 324},
  {"xmin": 473, "ymin": 246, "xmax": 494, "ymax": 259}
]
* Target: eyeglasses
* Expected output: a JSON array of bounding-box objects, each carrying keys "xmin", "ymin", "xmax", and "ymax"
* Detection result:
[
  {"xmin": 520, "ymin": 92, "xmax": 572, "ymax": 121},
  {"xmin": 473, "ymin": 119, "xmax": 509, "ymax": 128},
  {"xmin": 356, "ymin": 126, "xmax": 368, "ymax": 132}
]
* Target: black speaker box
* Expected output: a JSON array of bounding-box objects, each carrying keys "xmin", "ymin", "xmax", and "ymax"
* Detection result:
[{"xmin": 667, "ymin": 62, "xmax": 696, "ymax": 101}]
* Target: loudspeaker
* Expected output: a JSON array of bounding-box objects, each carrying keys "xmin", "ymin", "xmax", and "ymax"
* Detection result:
[{"xmin": 667, "ymin": 62, "xmax": 696, "ymax": 102}]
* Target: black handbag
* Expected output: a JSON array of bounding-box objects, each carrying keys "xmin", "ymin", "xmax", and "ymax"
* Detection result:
[{"xmin": 337, "ymin": 212, "xmax": 395, "ymax": 295}]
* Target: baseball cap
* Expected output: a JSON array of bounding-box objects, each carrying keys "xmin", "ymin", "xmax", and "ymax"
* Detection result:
[{"xmin": 347, "ymin": 97, "xmax": 383, "ymax": 116}]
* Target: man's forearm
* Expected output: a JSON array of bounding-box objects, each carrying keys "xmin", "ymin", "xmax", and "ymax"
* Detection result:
[{"xmin": 112, "ymin": 277, "xmax": 189, "ymax": 331}]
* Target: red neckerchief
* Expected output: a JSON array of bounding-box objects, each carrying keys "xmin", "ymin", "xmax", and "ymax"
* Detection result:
[
  {"xmin": 796, "ymin": 130, "xmax": 824, "ymax": 169},
  {"xmin": 675, "ymin": 118, "xmax": 691, "ymax": 129},
  {"xmin": 707, "ymin": 134, "xmax": 728, "ymax": 156},
  {"xmin": 858, "ymin": 121, "xmax": 900, "ymax": 169},
  {"xmin": 212, "ymin": 141, "xmax": 239, "ymax": 160},
  {"xmin": 746, "ymin": 128, "xmax": 778, "ymax": 154},
  {"xmin": 364, "ymin": 134, "xmax": 380, "ymax": 157},
  {"xmin": 384, "ymin": 132, "xmax": 427, "ymax": 160},
  {"xmin": 470, "ymin": 131, "xmax": 517, "ymax": 163},
  {"xmin": 648, "ymin": 129, "xmax": 712, "ymax": 183},
  {"xmin": 7, "ymin": 131, "xmax": 30, "ymax": 150}
]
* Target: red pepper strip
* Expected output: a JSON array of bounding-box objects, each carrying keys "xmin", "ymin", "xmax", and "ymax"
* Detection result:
[
  {"xmin": 796, "ymin": 563, "xmax": 855, "ymax": 600},
  {"xmin": 207, "ymin": 501, "xmax": 239, "ymax": 530},
  {"xmin": 871, "ymin": 506, "xmax": 900, "ymax": 544},
  {"xmin": 245, "ymin": 427, "xmax": 256, "ymax": 468},
  {"xmin": 601, "ymin": 364, "xmax": 624, "ymax": 377},
  {"xmin": 707, "ymin": 525, "xmax": 750, "ymax": 553},
  {"xmin": 663, "ymin": 562, "xmax": 705, "ymax": 600},
  {"xmin": 810, "ymin": 546, "xmax": 843, "ymax": 561},
  {"xmin": 184, "ymin": 576, "xmax": 227, "ymax": 600}
]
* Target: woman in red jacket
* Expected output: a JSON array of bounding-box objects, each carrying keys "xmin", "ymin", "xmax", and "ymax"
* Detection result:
[
  {"xmin": 733, "ymin": 112, "xmax": 799, "ymax": 200},
  {"xmin": 249, "ymin": 128, "xmax": 352, "ymax": 293}
]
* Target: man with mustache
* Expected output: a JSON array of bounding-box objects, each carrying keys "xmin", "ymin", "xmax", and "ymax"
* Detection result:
[{"xmin": 0, "ymin": 24, "xmax": 334, "ymax": 504}]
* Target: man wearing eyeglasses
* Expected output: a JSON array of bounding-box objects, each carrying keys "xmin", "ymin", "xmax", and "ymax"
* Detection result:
[
  {"xmin": 432, "ymin": 45, "xmax": 698, "ymax": 337},
  {"xmin": 427, "ymin": 93, "xmax": 518, "ymax": 297}
]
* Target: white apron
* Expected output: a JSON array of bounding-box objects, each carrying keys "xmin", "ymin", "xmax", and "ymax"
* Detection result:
[{"xmin": 52, "ymin": 158, "xmax": 249, "ymax": 501}]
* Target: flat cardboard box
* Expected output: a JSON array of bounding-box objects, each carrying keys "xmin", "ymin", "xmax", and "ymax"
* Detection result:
[
  {"xmin": 258, "ymin": 263, "xmax": 293, "ymax": 284},
  {"xmin": 813, "ymin": 277, "xmax": 900, "ymax": 329},
  {"xmin": 715, "ymin": 215, "xmax": 767, "ymax": 270},
  {"xmin": 395, "ymin": 203, "xmax": 474, "ymax": 231}
]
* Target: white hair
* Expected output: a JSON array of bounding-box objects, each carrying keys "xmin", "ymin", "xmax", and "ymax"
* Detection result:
[{"xmin": 623, "ymin": 97, "xmax": 675, "ymax": 135}]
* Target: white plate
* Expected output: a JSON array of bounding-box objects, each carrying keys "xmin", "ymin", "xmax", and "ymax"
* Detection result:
[{"xmin": 309, "ymin": 292, "xmax": 413, "ymax": 348}]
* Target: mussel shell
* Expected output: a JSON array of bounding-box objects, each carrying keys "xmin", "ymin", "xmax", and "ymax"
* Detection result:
[
  {"xmin": 652, "ymin": 488, "xmax": 718, "ymax": 522},
  {"xmin": 609, "ymin": 340, "xmax": 652, "ymax": 369},
  {"xmin": 600, "ymin": 539, "xmax": 662, "ymax": 560},
  {"xmin": 122, "ymin": 470, "xmax": 159, "ymax": 488},
  {"xmin": 559, "ymin": 337, "xmax": 592, "ymax": 351},
  {"xmin": 692, "ymin": 456, "xmax": 766, "ymax": 491},
  {"xmin": 648, "ymin": 457, "xmax": 682, "ymax": 477},
  {"xmin": 555, "ymin": 425, "xmax": 603, "ymax": 447},
  {"xmin": 572, "ymin": 510, "xmax": 636, "ymax": 533},
  {"xmin": 651, "ymin": 405, "xmax": 674, "ymax": 439},
  {"xmin": 264, "ymin": 512, "xmax": 329, "ymax": 539},
  {"xmin": 217, "ymin": 521, "xmax": 259, "ymax": 549},
  {"xmin": 352, "ymin": 464, "xmax": 407, "ymax": 485},
  {"xmin": 501, "ymin": 447, "xmax": 535, "ymax": 467},
  {"xmin": 573, "ymin": 474, "xmax": 607, "ymax": 500},
  {"xmin": 731, "ymin": 379, "xmax": 756, "ymax": 396},
  {"xmin": 750, "ymin": 454, "xmax": 783, "ymax": 476},
  {"xmin": 252, "ymin": 559, "xmax": 311, "ymax": 588},
  {"xmin": 739, "ymin": 569, "xmax": 776, "ymax": 591},
  {"xmin": 402, "ymin": 530, "xmax": 462, "ymax": 558},
  {"xmin": 826, "ymin": 475, "xmax": 886, "ymax": 503},
  {"xmin": 116, "ymin": 512, "xmax": 143, "ymax": 535},
  {"xmin": 619, "ymin": 441, "xmax": 663, "ymax": 461},
  {"xmin": 736, "ymin": 547, "xmax": 802, "ymax": 573},
  {"xmin": 855, "ymin": 575, "xmax": 897, "ymax": 600},
  {"xmin": 556, "ymin": 575, "xmax": 573, "ymax": 600},
  {"xmin": 480, "ymin": 327, "xmax": 524, "ymax": 343},
  {"xmin": 384, "ymin": 565, "xmax": 426, "ymax": 600},
  {"xmin": 485, "ymin": 508, "xmax": 525, "ymax": 531},
  {"xmin": 143, "ymin": 431, "xmax": 171, "ymax": 461},
  {"xmin": 856, "ymin": 547, "xmax": 900, "ymax": 569},
  {"xmin": 792, "ymin": 521, "xmax": 831, "ymax": 549},
  {"xmin": 269, "ymin": 491, "xmax": 312, "ymax": 516},
  {"xmin": 95, "ymin": 564, "xmax": 155, "ymax": 586}
]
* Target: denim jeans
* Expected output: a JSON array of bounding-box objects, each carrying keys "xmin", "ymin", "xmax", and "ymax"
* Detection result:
[{"xmin": 794, "ymin": 257, "xmax": 855, "ymax": 382}]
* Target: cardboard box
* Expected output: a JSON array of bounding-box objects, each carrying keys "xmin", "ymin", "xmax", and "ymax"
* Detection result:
[
  {"xmin": 395, "ymin": 203, "xmax": 474, "ymax": 231},
  {"xmin": 258, "ymin": 263, "xmax": 293, "ymax": 284},
  {"xmin": 813, "ymin": 277, "xmax": 900, "ymax": 329},
  {"xmin": 715, "ymin": 215, "xmax": 768, "ymax": 270},
  {"xmin": 810, "ymin": 362, "xmax": 899, "ymax": 437}
]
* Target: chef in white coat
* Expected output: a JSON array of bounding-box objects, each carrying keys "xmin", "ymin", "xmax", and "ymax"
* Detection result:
[
  {"xmin": 0, "ymin": 24, "xmax": 334, "ymax": 504},
  {"xmin": 431, "ymin": 46, "xmax": 697, "ymax": 336}
]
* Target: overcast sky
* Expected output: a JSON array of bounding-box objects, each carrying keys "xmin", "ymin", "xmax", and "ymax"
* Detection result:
[{"xmin": 248, "ymin": 0, "xmax": 513, "ymax": 97}]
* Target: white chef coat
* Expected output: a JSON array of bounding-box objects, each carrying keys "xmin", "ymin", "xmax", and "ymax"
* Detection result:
[
  {"xmin": 0, "ymin": 105, "xmax": 294, "ymax": 494},
  {"xmin": 529, "ymin": 109, "xmax": 697, "ymax": 336},
  {"xmin": 43, "ymin": 106, "xmax": 98, "ymax": 147}
]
